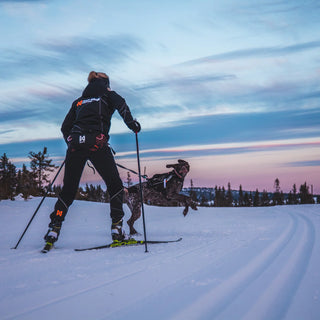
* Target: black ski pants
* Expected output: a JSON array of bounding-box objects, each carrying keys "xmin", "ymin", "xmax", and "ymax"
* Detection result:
[{"xmin": 50, "ymin": 145, "xmax": 124, "ymax": 227}]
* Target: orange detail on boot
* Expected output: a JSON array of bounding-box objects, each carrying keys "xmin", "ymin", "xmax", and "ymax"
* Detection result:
[{"xmin": 56, "ymin": 210, "xmax": 63, "ymax": 217}]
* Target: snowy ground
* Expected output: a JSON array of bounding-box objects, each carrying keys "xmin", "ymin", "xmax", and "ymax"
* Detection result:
[{"xmin": 1, "ymin": 197, "xmax": 319, "ymax": 320}]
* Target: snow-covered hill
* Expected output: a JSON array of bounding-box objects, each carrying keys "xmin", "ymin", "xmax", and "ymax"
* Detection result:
[{"xmin": 1, "ymin": 198, "xmax": 319, "ymax": 320}]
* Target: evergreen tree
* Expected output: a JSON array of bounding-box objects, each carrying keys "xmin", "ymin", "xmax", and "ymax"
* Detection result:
[
  {"xmin": 104, "ymin": 189, "xmax": 110, "ymax": 203},
  {"xmin": 253, "ymin": 189, "xmax": 260, "ymax": 207},
  {"xmin": 292, "ymin": 184, "xmax": 298, "ymax": 204},
  {"xmin": 280, "ymin": 191, "xmax": 285, "ymax": 205},
  {"xmin": 299, "ymin": 182, "xmax": 314, "ymax": 204},
  {"xmin": 287, "ymin": 191, "xmax": 293, "ymax": 205},
  {"xmin": 214, "ymin": 186, "xmax": 226, "ymax": 207},
  {"xmin": 200, "ymin": 195, "xmax": 208, "ymax": 206},
  {"xmin": 189, "ymin": 179, "xmax": 197, "ymax": 202},
  {"xmin": 16, "ymin": 169, "xmax": 22, "ymax": 195},
  {"xmin": 53, "ymin": 185, "xmax": 63, "ymax": 198},
  {"xmin": 75, "ymin": 186, "xmax": 86, "ymax": 200},
  {"xmin": 19, "ymin": 164, "xmax": 35, "ymax": 200},
  {"xmin": 96, "ymin": 185, "xmax": 104, "ymax": 202},
  {"xmin": 221, "ymin": 186, "xmax": 226, "ymax": 206},
  {"xmin": 214, "ymin": 186, "xmax": 219, "ymax": 207},
  {"xmin": 126, "ymin": 172, "xmax": 132, "ymax": 188},
  {"xmin": 0, "ymin": 153, "xmax": 17, "ymax": 200},
  {"xmin": 243, "ymin": 192, "xmax": 251, "ymax": 206},
  {"xmin": 28, "ymin": 147, "xmax": 57, "ymax": 195},
  {"xmin": 238, "ymin": 185, "xmax": 244, "ymax": 207},
  {"xmin": 225, "ymin": 182, "xmax": 233, "ymax": 207},
  {"xmin": 272, "ymin": 178, "xmax": 283, "ymax": 205},
  {"xmin": 261, "ymin": 190, "xmax": 270, "ymax": 206},
  {"xmin": 85, "ymin": 184, "xmax": 96, "ymax": 202}
]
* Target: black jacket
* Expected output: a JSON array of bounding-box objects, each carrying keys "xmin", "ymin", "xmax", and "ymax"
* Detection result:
[{"xmin": 61, "ymin": 78, "xmax": 135, "ymax": 142}]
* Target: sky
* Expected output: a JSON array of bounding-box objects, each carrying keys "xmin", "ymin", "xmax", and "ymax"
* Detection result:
[{"xmin": 0, "ymin": 0, "xmax": 319, "ymax": 194}]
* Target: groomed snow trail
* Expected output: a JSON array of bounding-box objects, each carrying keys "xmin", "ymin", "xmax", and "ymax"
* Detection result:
[{"xmin": 0, "ymin": 199, "xmax": 319, "ymax": 320}]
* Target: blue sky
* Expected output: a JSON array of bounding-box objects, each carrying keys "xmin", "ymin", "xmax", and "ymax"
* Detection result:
[{"xmin": 0, "ymin": 0, "xmax": 319, "ymax": 193}]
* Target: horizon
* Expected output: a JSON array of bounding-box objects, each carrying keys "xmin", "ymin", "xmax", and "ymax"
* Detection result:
[{"xmin": 1, "ymin": 0, "xmax": 319, "ymax": 193}]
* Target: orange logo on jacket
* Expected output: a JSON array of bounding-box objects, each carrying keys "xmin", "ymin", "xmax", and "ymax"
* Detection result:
[{"xmin": 76, "ymin": 100, "xmax": 83, "ymax": 107}]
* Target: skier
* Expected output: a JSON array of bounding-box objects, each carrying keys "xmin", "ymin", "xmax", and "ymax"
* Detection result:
[{"xmin": 43, "ymin": 71, "xmax": 140, "ymax": 250}]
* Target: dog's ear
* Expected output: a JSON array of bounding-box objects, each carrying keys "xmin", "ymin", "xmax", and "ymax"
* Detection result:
[{"xmin": 178, "ymin": 159, "xmax": 190, "ymax": 171}]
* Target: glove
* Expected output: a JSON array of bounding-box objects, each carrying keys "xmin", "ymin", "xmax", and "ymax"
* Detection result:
[{"xmin": 129, "ymin": 120, "xmax": 141, "ymax": 133}]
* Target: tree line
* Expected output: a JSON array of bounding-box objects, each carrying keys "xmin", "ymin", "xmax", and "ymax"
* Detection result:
[
  {"xmin": 0, "ymin": 149, "xmax": 318, "ymax": 206},
  {"xmin": 187, "ymin": 178, "xmax": 317, "ymax": 207},
  {"xmin": 0, "ymin": 149, "xmax": 113, "ymax": 202},
  {"xmin": 0, "ymin": 149, "xmax": 134, "ymax": 203},
  {"xmin": 0, "ymin": 148, "xmax": 57, "ymax": 200}
]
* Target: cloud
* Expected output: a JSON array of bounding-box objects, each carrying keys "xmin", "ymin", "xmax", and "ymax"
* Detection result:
[
  {"xmin": 135, "ymin": 74, "xmax": 236, "ymax": 91},
  {"xmin": 112, "ymin": 136, "xmax": 320, "ymax": 161},
  {"xmin": 180, "ymin": 40, "xmax": 320, "ymax": 66},
  {"xmin": 0, "ymin": 34, "xmax": 144, "ymax": 130},
  {"xmin": 0, "ymin": 0, "xmax": 44, "ymax": 2},
  {"xmin": 110, "ymin": 109, "xmax": 320, "ymax": 158},
  {"xmin": 0, "ymin": 35, "xmax": 143, "ymax": 81},
  {"xmin": 286, "ymin": 160, "xmax": 320, "ymax": 167}
]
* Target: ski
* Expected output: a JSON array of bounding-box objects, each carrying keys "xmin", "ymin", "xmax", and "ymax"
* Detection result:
[{"xmin": 74, "ymin": 237, "xmax": 182, "ymax": 251}]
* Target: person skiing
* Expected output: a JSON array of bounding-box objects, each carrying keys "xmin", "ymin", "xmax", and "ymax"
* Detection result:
[{"xmin": 43, "ymin": 71, "xmax": 140, "ymax": 251}]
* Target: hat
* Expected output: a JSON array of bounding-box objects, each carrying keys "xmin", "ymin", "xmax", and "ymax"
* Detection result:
[{"xmin": 87, "ymin": 71, "xmax": 110, "ymax": 87}]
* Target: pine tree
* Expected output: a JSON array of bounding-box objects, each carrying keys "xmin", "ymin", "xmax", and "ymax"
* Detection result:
[
  {"xmin": 0, "ymin": 153, "xmax": 17, "ymax": 200},
  {"xmin": 243, "ymin": 192, "xmax": 251, "ymax": 206},
  {"xmin": 28, "ymin": 147, "xmax": 57, "ymax": 195},
  {"xmin": 200, "ymin": 195, "xmax": 208, "ymax": 206},
  {"xmin": 292, "ymin": 184, "xmax": 298, "ymax": 204},
  {"xmin": 226, "ymin": 182, "xmax": 233, "ymax": 207},
  {"xmin": 190, "ymin": 179, "xmax": 197, "ymax": 202},
  {"xmin": 272, "ymin": 178, "xmax": 283, "ymax": 205},
  {"xmin": 96, "ymin": 185, "xmax": 104, "ymax": 202},
  {"xmin": 299, "ymin": 182, "xmax": 314, "ymax": 204},
  {"xmin": 238, "ymin": 185, "xmax": 244, "ymax": 207},
  {"xmin": 104, "ymin": 189, "xmax": 110, "ymax": 203},
  {"xmin": 126, "ymin": 172, "xmax": 132, "ymax": 188},
  {"xmin": 221, "ymin": 186, "xmax": 226, "ymax": 206},
  {"xmin": 253, "ymin": 189, "xmax": 260, "ymax": 207},
  {"xmin": 19, "ymin": 164, "xmax": 35, "ymax": 200},
  {"xmin": 261, "ymin": 190, "xmax": 270, "ymax": 206},
  {"xmin": 287, "ymin": 191, "xmax": 293, "ymax": 205},
  {"xmin": 214, "ymin": 186, "xmax": 219, "ymax": 207}
]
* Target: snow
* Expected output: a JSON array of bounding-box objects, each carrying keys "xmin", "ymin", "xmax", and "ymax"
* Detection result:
[{"xmin": 1, "ymin": 198, "xmax": 320, "ymax": 320}]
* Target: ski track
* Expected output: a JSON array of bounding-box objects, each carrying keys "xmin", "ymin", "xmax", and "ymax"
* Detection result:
[
  {"xmin": 1, "ymin": 202, "xmax": 319, "ymax": 320},
  {"xmin": 111, "ymin": 209, "xmax": 317, "ymax": 320},
  {"xmin": 2, "ymin": 237, "xmax": 221, "ymax": 320}
]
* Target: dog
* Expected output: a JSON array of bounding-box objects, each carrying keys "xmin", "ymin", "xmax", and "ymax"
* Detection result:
[{"xmin": 124, "ymin": 159, "xmax": 198, "ymax": 235}]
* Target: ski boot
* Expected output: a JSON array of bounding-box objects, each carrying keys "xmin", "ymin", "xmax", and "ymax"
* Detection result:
[
  {"xmin": 42, "ymin": 225, "xmax": 61, "ymax": 253},
  {"xmin": 111, "ymin": 219, "xmax": 126, "ymax": 242}
]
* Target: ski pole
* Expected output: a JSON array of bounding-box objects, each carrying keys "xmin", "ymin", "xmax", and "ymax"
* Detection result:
[
  {"xmin": 12, "ymin": 160, "xmax": 66, "ymax": 249},
  {"xmin": 135, "ymin": 132, "xmax": 148, "ymax": 252}
]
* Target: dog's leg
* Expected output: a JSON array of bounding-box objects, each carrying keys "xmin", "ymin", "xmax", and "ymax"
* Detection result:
[
  {"xmin": 124, "ymin": 189, "xmax": 138, "ymax": 235},
  {"xmin": 127, "ymin": 199, "xmax": 142, "ymax": 235},
  {"xmin": 183, "ymin": 205, "xmax": 189, "ymax": 216}
]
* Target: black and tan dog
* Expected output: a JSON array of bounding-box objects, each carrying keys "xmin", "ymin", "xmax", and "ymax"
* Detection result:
[{"xmin": 125, "ymin": 159, "xmax": 198, "ymax": 235}]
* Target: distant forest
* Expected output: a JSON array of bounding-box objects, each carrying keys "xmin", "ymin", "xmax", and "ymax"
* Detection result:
[{"xmin": 0, "ymin": 148, "xmax": 318, "ymax": 206}]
